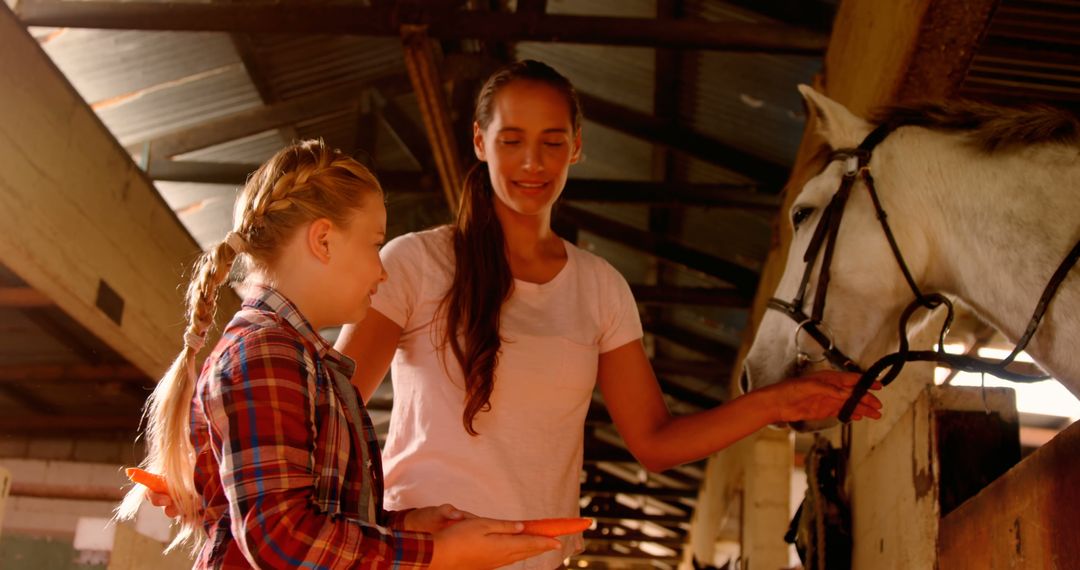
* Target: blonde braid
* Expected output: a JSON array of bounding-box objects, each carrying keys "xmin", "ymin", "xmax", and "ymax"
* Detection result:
[{"xmin": 115, "ymin": 239, "xmax": 240, "ymax": 553}]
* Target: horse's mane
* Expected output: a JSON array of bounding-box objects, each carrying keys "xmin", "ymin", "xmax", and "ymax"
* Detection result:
[{"xmin": 872, "ymin": 100, "xmax": 1080, "ymax": 153}]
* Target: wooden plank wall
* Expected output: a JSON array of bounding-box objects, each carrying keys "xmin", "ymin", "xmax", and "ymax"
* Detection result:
[{"xmin": 938, "ymin": 419, "xmax": 1080, "ymax": 569}]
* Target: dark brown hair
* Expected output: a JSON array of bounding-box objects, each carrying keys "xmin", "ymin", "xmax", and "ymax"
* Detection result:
[{"xmin": 439, "ymin": 60, "xmax": 583, "ymax": 435}]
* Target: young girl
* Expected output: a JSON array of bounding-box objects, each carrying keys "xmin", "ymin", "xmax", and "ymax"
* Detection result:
[
  {"xmin": 118, "ymin": 140, "xmax": 559, "ymax": 569},
  {"xmin": 337, "ymin": 60, "xmax": 883, "ymax": 569}
]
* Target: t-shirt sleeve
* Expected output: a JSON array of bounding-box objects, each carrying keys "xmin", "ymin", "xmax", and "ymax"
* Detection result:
[
  {"xmin": 599, "ymin": 263, "xmax": 644, "ymax": 353},
  {"xmin": 370, "ymin": 233, "xmax": 424, "ymax": 329}
]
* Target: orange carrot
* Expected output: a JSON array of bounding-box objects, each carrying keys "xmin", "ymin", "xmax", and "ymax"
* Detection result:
[
  {"xmin": 125, "ymin": 467, "xmax": 170, "ymax": 495},
  {"xmin": 519, "ymin": 517, "xmax": 592, "ymax": 537}
]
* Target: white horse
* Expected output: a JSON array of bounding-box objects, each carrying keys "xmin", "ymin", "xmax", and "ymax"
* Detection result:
[{"xmin": 742, "ymin": 86, "xmax": 1080, "ymax": 428}]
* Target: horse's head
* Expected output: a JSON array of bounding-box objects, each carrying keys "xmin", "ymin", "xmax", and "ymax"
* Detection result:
[{"xmin": 742, "ymin": 86, "xmax": 930, "ymax": 431}]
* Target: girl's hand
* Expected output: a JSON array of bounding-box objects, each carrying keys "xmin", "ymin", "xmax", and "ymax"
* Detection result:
[
  {"xmin": 403, "ymin": 503, "xmax": 472, "ymax": 533},
  {"xmin": 429, "ymin": 518, "xmax": 560, "ymax": 570},
  {"xmin": 764, "ymin": 370, "xmax": 883, "ymax": 423},
  {"xmin": 146, "ymin": 490, "xmax": 179, "ymax": 518}
]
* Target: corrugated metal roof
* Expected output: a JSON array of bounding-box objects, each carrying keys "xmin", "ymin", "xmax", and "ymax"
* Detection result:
[
  {"xmin": 39, "ymin": 29, "xmax": 241, "ymax": 105},
  {"xmin": 570, "ymin": 120, "xmax": 657, "ymax": 181},
  {"xmin": 155, "ymin": 181, "xmax": 239, "ymax": 249},
  {"xmin": 177, "ymin": 129, "xmax": 288, "ymax": 164},
  {"xmin": 517, "ymin": 42, "xmax": 656, "ymax": 115},
  {"xmin": 95, "ymin": 64, "xmax": 263, "ymax": 145},
  {"xmin": 680, "ymin": 1, "xmax": 820, "ymax": 172},
  {"xmin": 245, "ymin": 34, "xmax": 405, "ymax": 101}
]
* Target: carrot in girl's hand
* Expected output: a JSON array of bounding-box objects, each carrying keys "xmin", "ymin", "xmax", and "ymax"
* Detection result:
[
  {"xmin": 125, "ymin": 467, "xmax": 170, "ymax": 495},
  {"xmin": 519, "ymin": 517, "xmax": 592, "ymax": 537}
]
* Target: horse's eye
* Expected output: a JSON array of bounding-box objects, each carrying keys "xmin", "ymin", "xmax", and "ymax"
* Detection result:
[{"xmin": 792, "ymin": 206, "xmax": 815, "ymax": 229}]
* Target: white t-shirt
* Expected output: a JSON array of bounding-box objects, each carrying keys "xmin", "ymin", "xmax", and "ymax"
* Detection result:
[{"xmin": 371, "ymin": 226, "xmax": 643, "ymax": 570}]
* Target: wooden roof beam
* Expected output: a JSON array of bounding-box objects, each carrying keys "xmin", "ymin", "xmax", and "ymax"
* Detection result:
[
  {"xmin": 557, "ymin": 205, "xmax": 758, "ymax": 294},
  {"xmin": 17, "ymin": 1, "xmax": 828, "ymax": 53},
  {"xmin": 645, "ymin": 320, "xmax": 737, "ymax": 360},
  {"xmin": 145, "ymin": 162, "xmax": 778, "ymax": 210},
  {"xmin": 401, "ymin": 26, "xmax": 463, "ymax": 210},
  {"xmin": 569, "ymin": 178, "xmax": 778, "ymax": 209},
  {"xmin": 630, "ymin": 284, "xmax": 750, "ymax": 307},
  {"xmin": 0, "ymin": 363, "xmax": 147, "ymax": 383},
  {"xmin": 578, "ymin": 92, "xmax": 790, "ymax": 190},
  {"xmin": 0, "ymin": 287, "xmax": 51, "ymax": 308},
  {"xmin": 0, "ymin": 4, "xmax": 238, "ymax": 378},
  {"xmin": 0, "ymin": 415, "xmax": 141, "ymax": 434},
  {"xmin": 651, "ymin": 357, "xmax": 731, "ymax": 379}
]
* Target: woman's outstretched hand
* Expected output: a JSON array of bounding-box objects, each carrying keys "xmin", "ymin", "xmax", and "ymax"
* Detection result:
[{"xmin": 763, "ymin": 370, "xmax": 883, "ymax": 423}]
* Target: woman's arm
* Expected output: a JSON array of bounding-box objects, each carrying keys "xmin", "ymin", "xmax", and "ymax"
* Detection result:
[
  {"xmin": 335, "ymin": 309, "xmax": 403, "ymax": 402},
  {"xmin": 597, "ymin": 340, "xmax": 882, "ymax": 472}
]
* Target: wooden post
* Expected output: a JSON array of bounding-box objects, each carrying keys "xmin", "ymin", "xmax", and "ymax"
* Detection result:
[
  {"xmin": 400, "ymin": 26, "xmax": 464, "ymax": 213},
  {"xmin": 0, "ymin": 3, "xmax": 237, "ymax": 378},
  {"xmin": 0, "ymin": 466, "xmax": 10, "ymax": 538}
]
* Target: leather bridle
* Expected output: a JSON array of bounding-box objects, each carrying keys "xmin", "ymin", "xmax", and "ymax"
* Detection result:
[{"xmin": 767, "ymin": 123, "xmax": 1080, "ymax": 422}]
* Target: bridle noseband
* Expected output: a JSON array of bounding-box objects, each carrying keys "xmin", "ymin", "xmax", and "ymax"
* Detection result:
[{"xmin": 767, "ymin": 123, "xmax": 1080, "ymax": 423}]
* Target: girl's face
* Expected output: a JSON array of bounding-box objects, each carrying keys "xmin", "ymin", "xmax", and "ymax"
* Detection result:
[
  {"xmin": 473, "ymin": 80, "xmax": 582, "ymax": 218},
  {"xmin": 328, "ymin": 197, "xmax": 387, "ymax": 324}
]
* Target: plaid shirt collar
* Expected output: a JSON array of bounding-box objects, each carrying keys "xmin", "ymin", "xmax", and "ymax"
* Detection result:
[{"xmin": 242, "ymin": 284, "xmax": 356, "ymax": 379}]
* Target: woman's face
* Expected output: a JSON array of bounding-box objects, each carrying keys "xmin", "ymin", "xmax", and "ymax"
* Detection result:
[{"xmin": 473, "ymin": 80, "xmax": 582, "ymax": 218}]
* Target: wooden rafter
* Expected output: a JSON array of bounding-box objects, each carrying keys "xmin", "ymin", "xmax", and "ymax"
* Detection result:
[
  {"xmin": 145, "ymin": 161, "xmax": 778, "ymax": 210},
  {"xmin": 557, "ymin": 205, "xmax": 758, "ymax": 293},
  {"xmin": 401, "ymin": 25, "xmax": 464, "ymax": 211},
  {"xmin": 0, "ymin": 286, "xmax": 50, "ymax": 308},
  {"xmin": 17, "ymin": 1, "xmax": 828, "ymax": 53},
  {"xmin": 651, "ymin": 358, "xmax": 730, "ymax": 379},
  {"xmin": 646, "ymin": 320, "xmax": 737, "ymax": 360},
  {"xmin": 0, "ymin": 384, "xmax": 61, "ymax": 415},
  {"xmin": 657, "ymin": 376, "xmax": 724, "ymax": 410},
  {"xmin": 0, "ymin": 363, "xmax": 146, "ymax": 383},
  {"xmin": 516, "ymin": 0, "xmax": 547, "ymax": 14},
  {"xmin": 568, "ymin": 179, "xmax": 777, "ymax": 209},
  {"xmin": 0, "ymin": 415, "xmax": 140, "ymax": 433},
  {"xmin": 579, "ymin": 91, "xmax": 789, "ymax": 190},
  {"xmin": 581, "ymin": 481, "xmax": 697, "ymax": 500},
  {"xmin": 630, "ymin": 284, "xmax": 750, "ymax": 307},
  {"xmin": 0, "ymin": 5, "xmax": 238, "ymax": 378}
]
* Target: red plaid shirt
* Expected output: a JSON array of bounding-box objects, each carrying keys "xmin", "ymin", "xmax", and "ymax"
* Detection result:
[{"xmin": 190, "ymin": 286, "xmax": 433, "ymax": 569}]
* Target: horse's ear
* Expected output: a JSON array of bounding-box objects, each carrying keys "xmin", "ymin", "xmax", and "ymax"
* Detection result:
[{"xmin": 798, "ymin": 84, "xmax": 872, "ymax": 149}]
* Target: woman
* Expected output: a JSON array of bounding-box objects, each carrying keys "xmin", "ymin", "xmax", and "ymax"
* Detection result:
[{"xmin": 337, "ymin": 60, "xmax": 882, "ymax": 569}]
